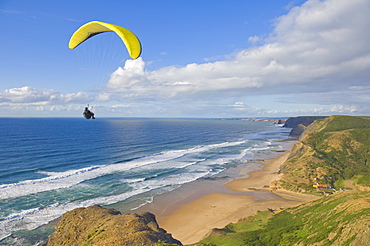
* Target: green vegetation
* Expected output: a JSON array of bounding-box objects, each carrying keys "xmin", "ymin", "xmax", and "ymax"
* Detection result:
[
  {"xmin": 158, "ymin": 240, "xmax": 183, "ymax": 245},
  {"xmin": 198, "ymin": 192, "xmax": 370, "ymax": 246},
  {"xmin": 194, "ymin": 116, "xmax": 370, "ymax": 246},
  {"xmin": 357, "ymin": 173, "xmax": 370, "ymax": 187},
  {"xmin": 316, "ymin": 115, "xmax": 370, "ymax": 133},
  {"xmin": 279, "ymin": 115, "xmax": 370, "ymax": 192},
  {"xmin": 198, "ymin": 211, "xmax": 274, "ymax": 246}
]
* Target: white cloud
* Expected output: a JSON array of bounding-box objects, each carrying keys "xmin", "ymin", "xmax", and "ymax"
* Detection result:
[
  {"xmin": 263, "ymin": 105, "xmax": 359, "ymax": 116},
  {"xmin": 0, "ymin": 86, "xmax": 90, "ymax": 105},
  {"xmin": 107, "ymin": 58, "xmax": 147, "ymax": 90},
  {"xmin": 248, "ymin": 36, "xmax": 261, "ymax": 44},
  {"xmin": 3, "ymin": 0, "xmax": 370, "ymax": 117},
  {"xmin": 103, "ymin": 0, "xmax": 370, "ymax": 108}
]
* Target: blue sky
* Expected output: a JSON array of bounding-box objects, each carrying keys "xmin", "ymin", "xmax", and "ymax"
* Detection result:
[{"xmin": 1, "ymin": 0, "xmax": 369, "ymax": 118}]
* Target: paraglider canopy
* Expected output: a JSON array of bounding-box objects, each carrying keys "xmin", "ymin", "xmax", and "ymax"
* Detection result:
[{"xmin": 69, "ymin": 21, "xmax": 142, "ymax": 59}]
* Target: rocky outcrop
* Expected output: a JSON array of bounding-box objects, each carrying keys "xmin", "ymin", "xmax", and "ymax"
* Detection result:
[
  {"xmin": 283, "ymin": 116, "xmax": 328, "ymax": 138},
  {"xmin": 47, "ymin": 205, "xmax": 182, "ymax": 246},
  {"xmin": 283, "ymin": 116, "xmax": 328, "ymax": 128},
  {"xmin": 289, "ymin": 124, "xmax": 307, "ymax": 137}
]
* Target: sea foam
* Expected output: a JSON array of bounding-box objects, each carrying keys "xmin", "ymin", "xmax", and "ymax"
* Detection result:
[
  {"xmin": 0, "ymin": 163, "xmax": 213, "ymax": 240},
  {"xmin": 0, "ymin": 140, "xmax": 246, "ymax": 200}
]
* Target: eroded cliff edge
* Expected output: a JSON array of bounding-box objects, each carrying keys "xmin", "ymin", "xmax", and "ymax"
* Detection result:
[
  {"xmin": 283, "ymin": 116, "xmax": 328, "ymax": 137},
  {"xmin": 47, "ymin": 205, "xmax": 182, "ymax": 246}
]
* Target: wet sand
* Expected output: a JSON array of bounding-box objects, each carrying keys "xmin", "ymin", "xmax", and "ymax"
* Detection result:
[{"xmin": 135, "ymin": 145, "xmax": 318, "ymax": 245}]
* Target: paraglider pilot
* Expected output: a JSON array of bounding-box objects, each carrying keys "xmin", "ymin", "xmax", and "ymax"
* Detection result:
[{"xmin": 83, "ymin": 107, "xmax": 95, "ymax": 119}]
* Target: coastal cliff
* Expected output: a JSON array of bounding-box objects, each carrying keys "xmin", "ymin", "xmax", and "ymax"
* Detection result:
[
  {"xmin": 282, "ymin": 116, "xmax": 328, "ymax": 128},
  {"xmin": 283, "ymin": 116, "xmax": 328, "ymax": 137},
  {"xmin": 198, "ymin": 115, "xmax": 370, "ymax": 245},
  {"xmin": 47, "ymin": 205, "xmax": 181, "ymax": 246},
  {"xmin": 278, "ymin": 115, "xmax": 370, "ymax": 193}
]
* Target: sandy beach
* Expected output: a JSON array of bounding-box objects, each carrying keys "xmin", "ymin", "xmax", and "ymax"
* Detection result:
[{"xmin": 141, "ymin": 147, "xmax": 319, "ymax": 245}]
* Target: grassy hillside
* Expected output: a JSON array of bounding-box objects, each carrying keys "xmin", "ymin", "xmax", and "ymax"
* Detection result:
[
  {"xmin": 194, "ymin": 115, "xmax": 370, "ymax": 246},
  {"xmin": 197, "ymin": 192, "xmax": 370, "ymax": 246},
  {"xmin": 277, "ymin": 115, "xmax": 370, "ymax": 193}
]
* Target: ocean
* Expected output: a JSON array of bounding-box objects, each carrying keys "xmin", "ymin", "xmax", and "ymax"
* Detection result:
[{"xmin": 0, "ymin": 118, "xmax": 291, "ymax": 245}]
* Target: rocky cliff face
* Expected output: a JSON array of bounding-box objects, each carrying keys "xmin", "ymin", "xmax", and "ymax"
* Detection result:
[
  {"xmin": 288, "ymin": 124, "xmax": 307, "ymax": 137},
  {"xmin": 283, "ymin": 116, "xmax": 328, "ymax": 138},
  {"xmin": 47, "ymin": 205, "xmax": 182, "ymax": 246},
  {"xmin": 283, "ymin": 116, "xmax": 328, "ymax": 128}
]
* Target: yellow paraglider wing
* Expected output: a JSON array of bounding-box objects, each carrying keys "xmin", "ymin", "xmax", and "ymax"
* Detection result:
[{"xmin": 68, "ymin": 21, "xmax": 141, "ymax": 59}]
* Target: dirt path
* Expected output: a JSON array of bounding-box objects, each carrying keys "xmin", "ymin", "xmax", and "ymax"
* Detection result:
[{"xmin": 343, "ymin": 180, "xmax": 357, "ymax": 191}]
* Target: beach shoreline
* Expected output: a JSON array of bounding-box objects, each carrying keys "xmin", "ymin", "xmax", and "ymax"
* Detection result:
[{"xmin": 134, "ymin": 142, "xmax": 319, "ymax": 245}]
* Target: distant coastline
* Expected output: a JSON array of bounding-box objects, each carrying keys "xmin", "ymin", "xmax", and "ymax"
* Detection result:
[{"xmin": 219, "ymin": 118, "xmax": 287, "ymax": 124}]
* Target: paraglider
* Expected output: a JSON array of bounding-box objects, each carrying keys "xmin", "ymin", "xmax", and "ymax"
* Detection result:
[
  {"xmin": 69, "ymin": 20, "xmax": 142, "ymax": 59},
  {"xmin": 69, "ymin": 21, "xmax": 142, "ymax": 119},
  {"xmin": 83, "ymin": 106, "xmax": 95, "ymax": 119}
]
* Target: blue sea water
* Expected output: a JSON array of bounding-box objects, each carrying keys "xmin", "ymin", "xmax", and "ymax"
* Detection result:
[{"xmin": 0, "ymin": 118, "xmax": 290, "ymax": 244}]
